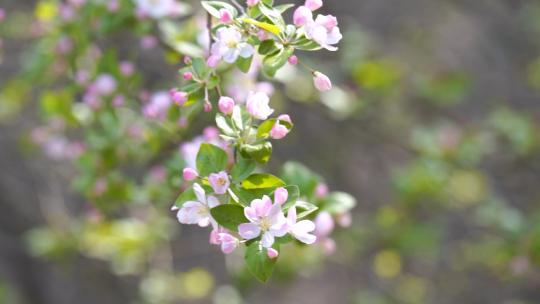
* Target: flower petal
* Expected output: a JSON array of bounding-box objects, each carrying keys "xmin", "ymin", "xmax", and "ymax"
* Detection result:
[
  {"xmin": 238, "ymin": 223, "xmax": 261, "ymax": 239},
  {"xmin": 261, "ymin": 231, "xmax": 275, "ymax": 248}
]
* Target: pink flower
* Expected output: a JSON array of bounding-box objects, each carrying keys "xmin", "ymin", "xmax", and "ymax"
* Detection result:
[
  {"xmin": 313, "ymin": 71, "xmax": 332, "ymax": 91},
  {"xmin": 274, "ymin": 187, "xmax": 288, "ymax": 205},
  {"xmin": 293, "ymin": 6, "xmax": 313, "ymax": 27},
  {"xmin": 218, "ymin": 96, "xmax": 235, "ymax": 115},
  {"xmin": 218, "ymin": 233, "xmax": 239, "ymax": 254},
  {"xmin": 277, "ymin": 114, "xmax": 292, "ymax": 124},
  {"xmin": 219, "ymin": 8, "xmax": 233, "ymax": 24},
  {"xmin": 171, "ymin": 90, "xmax": 188, "ymax": 106},
  {"xmin": 238, "ymin": 196, "xmax": 288, "ymax": 248},
  {"xmin": 206, "ymin": 55, "xmax": 220, "ymax": 68},
  {"xmin": 208, "ymin": 171, "xmax": 230, "ymax": 195},
  {"xmin": 305, "ymin": 0, "xmax": 323, "ymax": 11},
  {"xmin": 267, "ymin": 248, "xmax": 279, "ymax": 259},
  {"xmin": 246, "ymin": 0, "xmax": 259, "ymax": 7},
  {"xmin": 287, "ymin": 206, "xmax": 317, "ymax": 244},
  {"xmin": 120, "ymin": 61, "xmax": 135, "ymax": 76},
  {"xmin": 183, "ymin": 168, "xmax": 198, "ymax": 181},
  {"xmin": 175, "ymin": 183, "xmax": 220, "ymax": 228},
  {"xmin": 288, "ymin": 55, "xmax": 298, "ymax": 65},
  {"xmin": 112, "ymin": 95, "xmax": 125, "ymax": 107},
  {"xmin": 143, "ymin": 92, "xmax": 172, "ymax": 120},
  {"xmin": 270, "ymin": 121, "xmax": 289, "ymax": 139},
  {"xmin": 305, "ymin": 14, "xmax": 342, "ymax": 51},
  {"xmin": 314, "ymin": 211, "xmax": 334, "ymax": 237},
  {"xmin": 183, "ymin": 72, "xmax": 193, "ymax": 80},
  {"xmin": 315, "ymin": 183, "xmax": 329, "ymax": 198},
  {"xmin": 94, "ymin": 74, "xmax": 117, "ymax": 96},
  {"xmin": 246, "ymin": 91, "xmax": 274, "ymax": 120}
]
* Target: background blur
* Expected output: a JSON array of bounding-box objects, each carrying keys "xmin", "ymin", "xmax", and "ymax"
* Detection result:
[{"xmin": 2, "ymin": 0, "xmax": 540, "ymax": 303}]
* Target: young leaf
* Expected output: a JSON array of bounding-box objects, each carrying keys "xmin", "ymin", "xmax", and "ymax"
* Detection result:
[
  {"xmin": 196, "ymin": 143, "xmax": 228, "ymax": 176},
  {"xmin": 191, "ymin": 58, "xmax": 210, "ymax": 79},
  {"xmin": 258, "ymin": 40, "xmax": 278, "ymax": 55},
  {"xmin": 321, "ymin": 192, "xmax": 357, "ymax": 215},
  {"xmin": 245, "ymin": 241, "xmax": 277, "ymax": 283},
  {"xmin": 201, "ymin": 1, "xmax": 238, "ymax": 18},
  {"xmin": 242, "ymin": 173, "xmax": 285, "ymax": 190},
  {"xmin": 215, "ymin": 114, "xmax": 236, "ymax": 137},
  {"xmin": 232, "ymin": 106, "xmax": 251, "ymax": 132},
  {"xmin": 240, "ymin": 142, "xmax": 273, "ymax": 164},
  {"xmin": 174, "ymin": 187, "xmax": 196, "ymax": 207},
  {"xmin": 231, "ymin": 156, "xmax": 257, "ymax": 182},
  {"xmin": 210, "ymin": 204, "xmax": 248, "ymax": 231},
  {"xmin": 258, "ymin": 2, "xmax": 285, "ymax": 29},
  {"xmin": 236, "ymin": 55, "xmax": 253, "ymax": 73},
  {"xmin": 295, "ymin": 200, "xmax": 319, "ymax": 219},
  {"xmin": 263, "ymin": 46, "xmax": 294, "ymax": 77}
]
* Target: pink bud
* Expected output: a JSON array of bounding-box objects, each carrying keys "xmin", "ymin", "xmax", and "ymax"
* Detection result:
[
  {"xmin": 246, "ymin": 0, "xmax": 259, "ymax": 7},
  {"xmin": 204, "ymin": 101, "xmax": 213, "ymax": 112},
  {"xmin": 183, "ymin": 168, "xmax": 198, "ymax": 181},
  {"xmin": 207, "ymin": 55, "xmax": 220, "ymax": 68},
  {"xmin": 313, "ymin": 71, "xmax": 332, "ymax": 91},
  {"xmin": 183, "ymin": 71, "xmax": 193, "ymax": 80},
  {"xmin": 219, "ymin": 8, "xmax": 233, "ymax": 23},
  {"xmin": 315, "ymin": 183, "xmax": 328, "ymax": 198},
  {"xmin": 120, "ymin": 61, "xmax": 135, "ymax": 76},
  {"xmin": 218, "ymin": 96, "xmax": 235, "ymax": 115},
  {"xmin": 305, "ymin": 0, "xmax": 323, "ymax": 11},
  {"xmin": 267, "ymin": 248, "xmax": 279, "ymax": 259},
  {"xmin": 314, "ymin": 211, "xmax": 335, "ymax": 237},
  {"xmin": 277, "ymin": 114, "xmax": 292, "ymax": 124},
  {"xmin": 293, "ymin": 6, "xmax": 313, "ymax": 27},
  {"xmin": 288, "ymin": 55, "xmax": 298, "ymax": 65},
  {"xmin": 270, "ymin": 121, "xmax": 289, "ymax": 139},
  {"xmin": 112, "ymin": 95, "xmax": 125, "ymax": 107},
  {"xmin": 274, "ymin": 187, "xmax": 288, "ymax": 205},
  {"xmin": 172, "ymin": 91, "xmax": 188, "ymax": 106}
]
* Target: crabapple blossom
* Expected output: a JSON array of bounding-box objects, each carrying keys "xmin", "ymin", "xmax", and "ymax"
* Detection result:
[
  {"xmin": 134, "ymin": 0, "xmax": 177, "ymax": 19},
  {"xmin": 315, "ymin": 183, "xmax": 329, "ymax": 198},
  {"xmin": 208, "ymin": 171, "xmax": 230, "ymax": 195},
  {"xmin": 314, "ymin": 211, "xmax": 335, "ymax": 237},
  {"xmin": 267, "ymin": 248, "xmax": 279, "ymax": 259},
  {"xmin": 218, "ymin": 96, "xmax": 235, "ymax": 114},
  {"xmin": 270, "ymin": 121, "xmax": 289, "ymax": 139},
  {"xmin": 278, "ymin": 114, "xmax": 292, "ymax": 124},
  {"xmin": 182, "ymin": 71, "xmax": 193, "ymax": 80},
  {"xmin": 94, "ymin": 74, "xmax": 117, "ymax": 96},
  {"xmin": 120, "ymin": 61, "xmax": 135, "ymax": 76},
  {"xmin": 313, "ymin": 71, "xmax": 332, "ymax": 91},
  {"xmin": 219, "ymin": 9, "xmax": 233, "ymax": 24},
  {"xmin": 293, "ymin": 6, "xmax": 312, "ymax": 27},
  {"xmin": 175, "ymin": 183, "xmax": 219, "ymax": 228},
  {"xmin": 246, "ymin": 0, "xmax": 259, "ymax": 7},
  {"xmin": 288, "ymin": 55, "xmax": 298, "ymax": 65},
  {"xmin": 171, "ymin": 90, "xmax": 188, "ymax": 106},
  {"xmin": 305, "ymin": 0, "xmax": 323, "ymax": 11},
  {"xmin": 305, "ymin": 15, "xmax": 342, "ymax": 51},
  {"xmin": 143, "ymin": 92, "xmax": 172, "ymax": 120},
  {"xmin": 217, "ymin": 233, "xmax": 240, "ymax": 254},
  {"xmin": 287, "ymin": 206, "xmax": 317, "ymax": 244},
  {"xmin": 183, "ymin": 168, "xmax": 198, "ymax": 181},
  {"xmin": 246, "ymin": 91, "xmax": 274, "ymax": 120},
  {"xmin": 210, "ymin": 27, "xmax": 254, "ymax": 64},
  {"xmin": 274, "ymin": 187, "xmax": 288, "ymax": 205},
  {"xmin": 238, "ymin": 196, "xmax": 288, "ymax": 248}
]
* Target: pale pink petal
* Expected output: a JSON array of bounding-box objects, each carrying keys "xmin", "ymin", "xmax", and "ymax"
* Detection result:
[
  {"xmin": 261, "ymin": 231, "xmax": 275, "ymax": 248},
  {"xmin": 238, "ymin": 223, "xmax": 261, "ymax": 239},
  {"xmin": 193, "ymin": 183, "xmax": 206, "ymax": 203}
]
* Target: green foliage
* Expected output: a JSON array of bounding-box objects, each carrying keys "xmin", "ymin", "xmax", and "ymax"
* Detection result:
[{"xmin": 196, "ymin": 143, "xmax": 229, "ymax": 176}]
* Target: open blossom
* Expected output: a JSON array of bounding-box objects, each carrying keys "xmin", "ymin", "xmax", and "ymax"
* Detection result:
[
  {"xmin": 305, "ymin": 14, "xmax": 342, "ymax": 51},
  {"xmin": 210, "ymin": 27, "xmax": 254, "ymax": 64},
  {"xmin": 287, "ymin": 206, "xmax": 317, "ymax": 244},
  {"xmin": 143, "ymin": 92, "xmax": 172, "ymax": 120},
  {"xmin": 217, "ymin": 233, "xmax": 240, "ymax": 254},
  {"xmin": 293, "ymin": 6, "xmax": 312, "ymax": 27},
  {"xmin": 208, "ymin": 171, "xmax": 230, "ymax": 195},
  {"xmin": 246, "ymin": 91, "xmax": 274, "ymax": 120},
  {"xmin": 305, "ymin": 0, "xmax": 323, "ymax": 11},
  {"xmin": 313, "ymin": 71, "xmax": 332, "ymax": 91},
  {"xmin": 238, "ymin": 196, "xmax": 288, "ymax": 248},
  {"xmin": 175, "ymin": 183, "xmax": 219, "ymax": 228}
]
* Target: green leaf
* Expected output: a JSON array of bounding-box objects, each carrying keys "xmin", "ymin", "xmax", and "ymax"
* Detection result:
[
  {"xmin": 201, "ymin": 1, "xmax": 238, "ymax": 18},
  {"xmin": 245, "ymin": 241, "xmax": 277, "ymax": 283},
  {"xmin": 257, "ymin": 118, "xmax": 293, "ymax": 139},
  {"xmin": 174, "ymin": 188, "xmax": 196, "ymax": 207},
  {"xmin": 274, "ymin": 4, "xmax": 295, "ymax": 13},
  {"xmin": 321, "ymin": 192, "xmax": 357, "ymax": 215},
  {"xmin": 210, "ymin": 205, "xmax": 248, "ymax": 231},
  {"xmin": 294, "ymin": 200, "xmax": 319, "ymax": 219},
  {"xmin": 280, "ymin": 161, "xmax": 321, "ymax": 196},
  {"xmin": 215, "ymin": 114, "xmax": 236, "ymax": 137},
  {"xmin": 232, "ymin": 106, "xmax": 251, "ymax": 131},
  {"xmin": 236, "ymin": 55, "xmax": 253, "ymax": 73},
  {"xmin": 258, "ymin": 40, "xmax": 278, "ymax": 55},
  {"xmin": 231, "ymin": 156, "xmax": 257, "ymax": 182},
  {"xmin": 191, "ymin": 58, "xmax": 210, "ymax": 79},
  {"xmin": 242, "ymin": 173, "xmax": 285, "ymax": 190},
  {"xmin": 240, "ymin": 142, "xmax": 273, "ymax": 164},
  {"xmin": 196, "ymin": 143, "xmax": 229, "ymax": 176},
  {"xmin": 263, "ymin": 46, "xmax": 294, "ymax": 77},
  {"xmin": 258, "ymin": 2, "xmax": 285, "ymax": 29},
  {"xmin": 231, "ymin": 184, "xmax": 271, "ymax": 206}
]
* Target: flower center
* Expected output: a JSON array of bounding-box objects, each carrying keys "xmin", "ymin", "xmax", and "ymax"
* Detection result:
[
  {"xmin": 260, "ymin": 217, "xmax": 271, "ymax": 231},
  {"xmin": 217, "ymin": 177, "xmax": 227, "ymax": 186},
  {"xmin": 226, "ymin": 39, "xmax": 238, "ymax": 48}
]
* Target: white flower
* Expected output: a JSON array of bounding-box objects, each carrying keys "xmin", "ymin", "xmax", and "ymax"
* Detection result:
[
  {"xmin": 305, "ymin": 15, "xmax": 342, "ymax": 51},
  {"xmin": 211, "ymin": 27, "xmax": 254, "ymax": 64},
  {"xmin": 238, "ymin": 196, "xmax": 288, "ymax": 248},
  {"xmin": 175, "ymin": 183, "xmax": 220, "ymax": 228},
  {"xmin": 246, "ymin": 91, "xmax": 274, "ymax": 120}
]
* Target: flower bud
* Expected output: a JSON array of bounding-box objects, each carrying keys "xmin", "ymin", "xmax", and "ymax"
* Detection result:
[
  {"xmin": 219, "ymin": 8, "xmax": 233, "ymax": 23},
  {"xmin": 277, "ymin": 114, "xmax": 292, "ymax": 124},
  {"xmin": 267, "ymin": 248, "xmax": 279, "ymax": 259},
  {"xmin": 183, "ymin": 168, "xmax": 198, "ymax": 181},
  {"xmin": 270, "ymin": 121, "xmax": 289, "ymax": 139},
  {"xmin": 274, "ymin": 187, "xmax": 288, "ymax": 205},
  {"xmin": 293, "ymin": 6, "xmax": 312, "ymax": 26},
  {"xmin": 313, "ymin": 71, "xmax": 332, "ymax": 91},
  {"xmin": 204, "ymin": 100, "xmax": 213, "ymax": 112},
  {"xmin": 305, "ymin": 0, "xmax": 323, "ymax": 11},
  {"xmin": 246, "ymin": 0, "xmax": 259, "ymax": 7},
  {"xmin": 120, "ymin": 61, "xmax": 135, "ymax": 76},
  {"xmin": 218, "ymin": 96, "xmax": 235, "ymax": 115},
  {"xmin": 172, "ymin": 91, "xmax": 188, "ymax": 106},
  {"xmin": 288, "ymin": 55, "xmax": 298, "ymax": 65},
  {"xmin": 183, "ymin": 71, "xmax": 193, "ymax": 80}
]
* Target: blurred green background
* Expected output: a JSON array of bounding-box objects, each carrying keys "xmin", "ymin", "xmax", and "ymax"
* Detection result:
[{"xmin": 1, "ymin": 0, "xmax": 540, "ymax": 303}]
